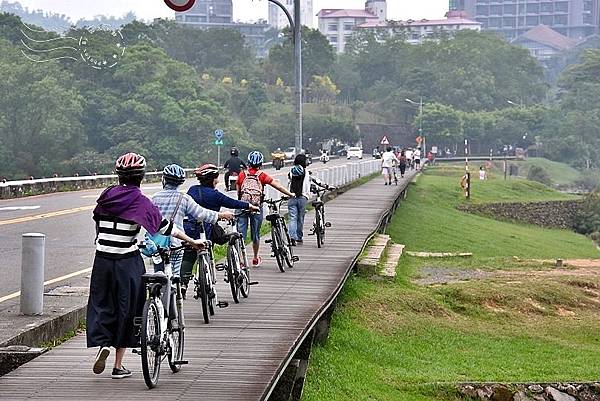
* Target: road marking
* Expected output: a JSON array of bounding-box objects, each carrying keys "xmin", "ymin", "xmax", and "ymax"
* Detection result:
[
  {"xmin": 0, "ymin": 267, "xmax": 92, "ymax": 304},
  {"xmin": 0, "ymin": 206, "xmax": 41, "ymax": 211},
  {"xmin": 0, "ymin": 205, "xmax": 94, "ymax": 226},
  {"xmin": 81, "ymin": 195, "xmax": 98, "ymax": 199}
]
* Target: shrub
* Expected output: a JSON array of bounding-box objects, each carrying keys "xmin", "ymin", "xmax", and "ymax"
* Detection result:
[
  {"xmin": 527, "ymin": 165, "xmax": 553, "ymax": 186},
  {"xmin": 574, "ymin": 190, "xmax": 600, "ymax": 236}
]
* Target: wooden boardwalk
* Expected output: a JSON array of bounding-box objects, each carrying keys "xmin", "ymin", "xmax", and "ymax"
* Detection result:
[{"xmin": 0, "ymin": 173, "xmax": 414, "ymax": 401}]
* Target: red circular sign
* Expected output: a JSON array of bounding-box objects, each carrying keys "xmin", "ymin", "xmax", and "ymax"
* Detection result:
[{"xmin": 164, "ymin": 0, "xmax": 196, "ymax": 12}]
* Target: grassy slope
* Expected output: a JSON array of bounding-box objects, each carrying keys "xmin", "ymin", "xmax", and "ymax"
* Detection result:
[
  {"xmin": 303, "ymin": 168, "xmax": 600, "ymax": 401},
  {"xmin": 517, "ymin": 157, "xmax": 583, "ymax": 186}
]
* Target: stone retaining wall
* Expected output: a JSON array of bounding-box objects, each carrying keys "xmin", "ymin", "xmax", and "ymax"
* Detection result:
[
  {"xmin": 458, "ymin": 200, "xmax": 583, "ymax": 230},
  {"xmin": 459, "ymin": 382, "xmax": 600, "ymax": 401}
]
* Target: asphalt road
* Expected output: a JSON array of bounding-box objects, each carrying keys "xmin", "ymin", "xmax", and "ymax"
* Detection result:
[{"xmin": 0, "ymin": 157, "xmax": 361, "ymax": 302}]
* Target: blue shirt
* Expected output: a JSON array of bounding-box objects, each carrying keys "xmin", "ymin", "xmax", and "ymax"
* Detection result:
[{"xmin": 184, "ymin": 185, "xmax": 250, "ymax": 239}]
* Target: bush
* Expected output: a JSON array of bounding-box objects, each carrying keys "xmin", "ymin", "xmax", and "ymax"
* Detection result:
[
  {"xmin": 527, "ymin": 165, "xmax": 553, "ymax": 186},
  {"xmin": 575, "ymin": 173, "xmax": 600, "ymax": 192},
  {"xmin": 574, "ymin": 190, "xmax": 600, "ymax": 236}
]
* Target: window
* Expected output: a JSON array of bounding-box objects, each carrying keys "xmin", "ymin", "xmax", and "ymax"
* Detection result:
[
  {"xmin": 503, "ymin": 17, "xmax": 516, "ymax": 27},
  {"xmin": 554, "ymin": 2, "xmax": 569, "ymax": 13},
  {"xmin": 490, "ymin": 5, "xmax": 502, "ymax": 15},
  {"xmin": 329, "ymin": 35, "xmax": 338, "ymax": 43},
  {"xmin": 540, "ymin": 15, "xmax": 553, "ymax": 25},
  {"xmin": 328, "ymin": 23, "xmax": 338, "ymax": 31},
  {"xmin": 476, "ymin": 18, "xmax": 489, "ymax": 28},
  {"xmin": 489, "ymin": 17, "xmax": 502, "ymax": 27},
  {"xmin": 540, "ymin": 2, "xmax": 553, "ymax": 13},
  {"xmin": 526, "ymin": 3, "xmax": 539, "ymax": 14},
  {"xmin": 344, "ymin": 35, "xmax": 352, "ymax": 42},
  {"xmin": 583, "ymin": 14, "xmax": 593, "ymax": 24},
  {"xmin": 504, "ymin": 4, "xmax": 516, "ymax": 15},
  {"xmin": 554, "ymin": 14, "xmax": 568, "ymax": 25},
  {"xmin": 185, "ymin": 15, "xmax": 201, "ymax": 22},
  {"xmin": 525, "ymin": 16, "xmax": 539, "ymax": 26},
  {"xmin": 476, "ymin": 5, "xmax": 488, "ymax": 15},
  {"xmin": 343, "ymin": 23, "xmax": 354, "ymax": 31}
]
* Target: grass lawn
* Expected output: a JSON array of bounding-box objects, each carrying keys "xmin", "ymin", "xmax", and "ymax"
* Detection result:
[
  {"xmin": 517, "ymin": 158, "xmax": 584, "ymax": 187},
  {"xmin": 303, "ymin": 167, "xmax": 600, "ymax": 401}
]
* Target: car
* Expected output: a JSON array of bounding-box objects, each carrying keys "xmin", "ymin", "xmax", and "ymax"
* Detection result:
[
  {"xmin": 284, "ymin": 147, "xmax": 296, "ymax": 159},
  {"xmin": 347, "ymin": 147, "xmax": 363, "ymax": 159}
]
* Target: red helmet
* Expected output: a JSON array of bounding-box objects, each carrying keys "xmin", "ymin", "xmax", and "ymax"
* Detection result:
[
  {"xmin": 194, "ymin": 163, "xmax": 219, "ymax": 180},
  {"xmin": 163, "ymin": 0, "xmax": 196, "ymax": 12},
  {"xmin": 115, "ymin": 152, "xmax": 146, "ymax": 176}
]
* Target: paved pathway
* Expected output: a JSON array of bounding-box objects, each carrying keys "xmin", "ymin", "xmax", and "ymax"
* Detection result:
[{"xmin": 0, "ymin": 172, "xmax": 414, "ymax": 401}]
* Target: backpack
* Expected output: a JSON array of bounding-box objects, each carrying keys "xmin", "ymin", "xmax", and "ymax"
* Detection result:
[{"xmin": 240, "ymin": 172, "xmax": 264, "ymax": 206}]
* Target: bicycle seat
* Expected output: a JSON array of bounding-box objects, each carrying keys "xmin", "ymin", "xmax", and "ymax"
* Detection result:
[
  {"xmin": 224, "ymin": 232, "xmax": 242, "ymax": 242},
  {"xmin": 312, "ymin": 200, "xmax": 324, "ymax": 208},
  {"xmin": 265, "ymin": 213, "xmax": 279, "ymax": 222},
  {"xmin": 142, "ymin": 272, "xmax": 169, "ymax": 285}
]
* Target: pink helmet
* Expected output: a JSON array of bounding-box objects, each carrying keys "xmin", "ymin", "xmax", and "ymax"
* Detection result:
[{"xmin": 115, "ymin": 152, "xmax": 146, "ymax": 176}]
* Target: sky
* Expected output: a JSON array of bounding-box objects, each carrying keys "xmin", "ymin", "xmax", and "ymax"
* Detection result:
[{"xmin": 15, "ymin": 1, "xmax": 449, "ymax": 25}]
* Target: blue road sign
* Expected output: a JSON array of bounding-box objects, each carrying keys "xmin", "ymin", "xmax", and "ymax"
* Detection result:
[
  {"xmin": 215, "ymin": 139, "xmax": 224, "ymax": 146},
  {"xmin": 214, "ymin": 129, "xmax": 224, "ymax": 141}
]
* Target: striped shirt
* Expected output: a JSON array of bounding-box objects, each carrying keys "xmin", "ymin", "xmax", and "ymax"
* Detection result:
[
  {"xmin": 151, "ymin": 187, "xmax": 219, "ymax": 246},
  {"xmin": 95, "ymin": 215, "xmax": 172, "ymax": 259}
]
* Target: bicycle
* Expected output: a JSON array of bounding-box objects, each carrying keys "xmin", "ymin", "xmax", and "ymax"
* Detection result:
[
  {"xmin": 193, "ymin": 222, "xmax": 228, "ymax": 324},
  {"xmin": 264, "ymin": 197, "xmax": 299, "ymax": 272},
  {"xmin": 309, "ymin": 186, "xmax": 334, "ymax": 248},
  {"xmin": 135, "ymin": 244, "xmax": 188, "ymax": 389},
  {"xmin": 215, "ymin": 212, "xmax": 258, "ymax": 303}
]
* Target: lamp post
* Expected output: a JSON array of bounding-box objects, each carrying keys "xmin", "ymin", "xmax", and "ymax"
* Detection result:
[
  {"xmin": 405, "ymin": 97, "xmax": 425, "ymax": 156},
  {"xmin": 262, "ymin": 0, "xmax": 303, "ymax": 154}
]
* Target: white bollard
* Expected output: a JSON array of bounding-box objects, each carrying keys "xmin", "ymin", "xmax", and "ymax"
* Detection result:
[{"xmin": 21, "ymin": 233, "xmax": 45, "ymax": 316}]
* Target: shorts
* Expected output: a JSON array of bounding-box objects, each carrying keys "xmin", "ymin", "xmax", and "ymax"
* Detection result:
[
  {"xmin": 415, "ymin": 159, "xmax": 421, "ymax": 164},
  {"xmin": 381, "ymin": 167, "xmax": 392, "ymax": 175},
  {"xmin": 237, "ymin": 206, "xmax": 264, "ymax": 243}
]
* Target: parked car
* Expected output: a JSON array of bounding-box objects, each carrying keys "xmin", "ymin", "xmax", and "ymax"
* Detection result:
[
  {"xmin": 284, "ymin": 147, "xmax": 296, "ymax": 159},
  {"xmin": 335, "ymin": 148, "xmax": 348, "ymax": 157},
  {"xmin": 347, "ymin": 147, "xmax": 363, "ymax": 160}
]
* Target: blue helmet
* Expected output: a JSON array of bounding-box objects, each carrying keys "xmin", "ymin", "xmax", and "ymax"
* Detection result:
[
  {"xmin": 162, "ymin": 163, "xmax": 186, "ymax": 185},
  {"xmin": 247, "ymin": 151, "xmax": 264, "ymax": 167},
  {"xmin": 291, "ymin": 165, "xmax": 305, "ymax": 177}
]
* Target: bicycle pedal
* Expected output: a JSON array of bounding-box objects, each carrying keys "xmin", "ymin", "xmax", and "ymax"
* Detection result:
[
  {"xmin": 132, "ymin": 349, "xmax": 141, "ymax": 355},
  {"xmin": 217, "ymin": 301, "xmax": 229, "ymax": 308},
  {"xmin": 325, "ymin": 222, "xmax": 332, "ymax": 228},
  {"xmin": 292, "ymin": 256, "xmax": 300, "ymax": 262},
  {"xmin": 215, "ymin": 263, "xmax": 227, "ymax": 271},
  {"xmin": 264, "ymin": 239, "xmax": 272, "ymax": 244},
  {"xmin": 133, "ymin": 317, "xmax": 142, "ymax": 326},
  {"xmin": 172, "ymin": 360, "xmax": 189, "ymax": 365},
  {"xmin": 249, "ymin": 281, "xmax": 259, "ymax": 285}
]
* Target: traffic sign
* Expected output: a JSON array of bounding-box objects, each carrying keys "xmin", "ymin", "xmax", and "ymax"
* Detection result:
[
  {"xmin": 214, "ymin": 129, "xmax": 224, "ymax": 141},
  {"xmin": 214, "ymin": 139, "xmax": 224, "ymax": 146},
  {"xmin": 380, "ymin": 135, "xmax": 390, "ymax": 145}
]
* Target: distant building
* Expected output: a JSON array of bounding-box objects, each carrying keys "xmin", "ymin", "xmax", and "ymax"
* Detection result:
[
  {"xmin": 175, "ymin": 0, "xmax": 270, "ymax": 57},
  {"xmin": 268, "ymin": 0, "xmax": 314, "ymax": 29},
  {"xmin": 357, "ymin": 14, "xmax": 482, "ymax": 45},
  {"xmin": 449, "ymin": 0, "xmax": 600, "ymax": 40},
  {"xmin": 512, "ymin": 24, "xmax": 577, "ymax": 59},
  {"xmin": 317, "ymin": 1, "xmax": 386, "ymax": 52}
]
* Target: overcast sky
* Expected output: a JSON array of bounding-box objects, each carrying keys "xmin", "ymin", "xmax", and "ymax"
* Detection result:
[{"xmin": 16, "ymin": 1, "xmax": 448, "ymax": 25}]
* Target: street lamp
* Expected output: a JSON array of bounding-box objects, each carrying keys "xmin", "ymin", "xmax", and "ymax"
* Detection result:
[
  {"xmin": 259, "ymin": 0, "xmax": 303, "ymax": 154},
  {"xmin": 405, "ymin": 97, "xmax": 425, "ymax": 156}
]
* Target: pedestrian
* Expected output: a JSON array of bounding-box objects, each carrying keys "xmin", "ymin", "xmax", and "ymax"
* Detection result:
[
  {"xmin": 479, "ymin": 165, "xmax": 487, "ymax": 181},
  {"xmin": 405, "ymin": 148, "xmax": 414, "ymax": 170},
  {"xmin": 381, "ymin": 146, "xmax": 399, "ymax": 186},
  {"xmin": 287, "ymin": 154, "xmax": 329, "ymax": 245},
  {"xmin": 398, "ymin": 150, "xmax": 407, "ymax": 178},
  {"xmin": 87, "ymin": 153, "xmax": 205, "ymax": 379},
  {"xmin": 237, "ymin": 151, "xmax": 294, "ymax": 267},
  {"xmin": 414, "ymin": 147, "xmax": 422, "ymax": 171}
]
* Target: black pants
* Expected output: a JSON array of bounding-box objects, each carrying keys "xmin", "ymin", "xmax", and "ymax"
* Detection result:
[
  {"xmin": 180, "ymin": 248, "xmax": 197, "ymax": 285},
  {"xmin": 399, "ymin": 164, "xmax": 406, "ymax": 176},
  {"xmin": 86, "ymin": 254, "xmax": 145, "ymax": 348}
]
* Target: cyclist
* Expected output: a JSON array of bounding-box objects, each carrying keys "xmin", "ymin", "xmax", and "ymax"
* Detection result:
[
  {"xmin": 87, "ymin": 153, "xmax": 205, "ymax": 380},
  {"xmin": 237, "ymin": 151, "xmax": 294, "ymax": 267},
  {"xmin": 151, "ymin": 164, "xmax": 233, "ymax": 278},
  {"xmin": 224, "ymin": 147, "xmax": 246, "ymax": 191},
  {"xmin": 287, "ymin": 153, "xmax": 330, "ymax": 245},
  {"xmin": 180, "ymin": 164, "xmax": 258, "ymax": 294}
]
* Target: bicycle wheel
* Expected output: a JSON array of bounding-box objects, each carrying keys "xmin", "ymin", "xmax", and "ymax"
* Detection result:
[
  {"xmin": 319, "ymin": 208, "xmax": 326, "ymax": 247},
  {"xmin": 207, "ymin": 259, "xmax": 216, "ymax": 316},
  {"xmin": 281, "ymin": 219, "xmax": 295, "ymax": 269},
  {"xmin": 272, "ymin": 224, "xmax": 285, "ymax": 273},
  {"xmin": 227, "ymin": 245, "xmax": 240, "ymax": 303},
  {"xmin": 196, "ymin": 256, "xmax": 210, "ymax": 324},
  {"xmin": 141, "ymin": 298, "xmax": 161, "ymax": 389},
  {"xmin": 168, "ymin": 284, "xmax": 185, "ymax": 373},
  {"xmin": 237, "ymin": 240, "xmax": 250, "ymax": 298},
  {"xmin": 315, "ymin": 207, "xmax": 323, "ymax": 248}
]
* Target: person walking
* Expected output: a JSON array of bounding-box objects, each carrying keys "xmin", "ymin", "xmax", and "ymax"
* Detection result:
[
  {"xmin": 237, "ymin": 151, "xmax": 294, "ymax": 267},
  {"xmin": 398, "ymin": 150, "xmax": 407, "ymax": 178},
  {"xmin": 381, "ymin": 147, "xmax": 400, "ymax": 186},
  {"xmin": 287, "ymin": 154, "xmax": 329, "ymax": 245},
  {"xmin": 87, "ymin": 153, "xmax": 205, "ymax": 379}
]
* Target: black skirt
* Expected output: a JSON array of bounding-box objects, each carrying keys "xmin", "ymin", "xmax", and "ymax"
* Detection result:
[{"xmin": 86, "ymin": 254, "xmax": 146, "ymax": 348}]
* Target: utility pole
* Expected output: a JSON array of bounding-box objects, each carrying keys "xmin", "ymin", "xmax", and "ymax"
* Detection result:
[{"xmin": 293, "ymin": 0, "xmax": 303, "ymax": 154}]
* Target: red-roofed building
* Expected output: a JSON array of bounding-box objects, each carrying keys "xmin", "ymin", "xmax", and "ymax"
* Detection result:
[
  {"xmin": 317, "ymin": 0, "xmax": 386, "ymax": 52},
  {"xmin": 511, "ymin": 25, "xmax": 578, "ymax": 60}
]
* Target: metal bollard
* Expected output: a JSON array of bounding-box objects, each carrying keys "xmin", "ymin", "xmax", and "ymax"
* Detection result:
[{"xmin": 21, "ymin": 233, "xmax": 45, "ymax": 316}]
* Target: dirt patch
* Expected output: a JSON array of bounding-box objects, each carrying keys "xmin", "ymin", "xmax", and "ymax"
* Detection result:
[{"xmin": 414, "ymin": 267, "xmax": 493, "ymax": 285}]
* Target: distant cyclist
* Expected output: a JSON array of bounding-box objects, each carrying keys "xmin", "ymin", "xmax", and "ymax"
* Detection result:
[
  {"xmin": 237, "ymin": 151, "xmax": 294, "ymax": 267},
  {"xmin": 151, "ymin": 164, "xmax": 230, "ymax": 278},
  {"xmin": 180, "ymin": 164, "xmax": 258, "ymax": 294},
  {"xmin": 224, "ymin": 147, "xmax": 246, "ymax": 191},
  {"xmin": 87, "ymin": 153, "xmax": 204, "ymax": 380}
]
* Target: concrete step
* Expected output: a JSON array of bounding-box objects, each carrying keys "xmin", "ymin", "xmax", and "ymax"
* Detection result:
[
  {"xmin": 381, "ymin": 244, "xmax": 405, "ymax": 278},
  {"xmin": 357, "ymin": 234, "xmax": 391, "ymax": 270}
]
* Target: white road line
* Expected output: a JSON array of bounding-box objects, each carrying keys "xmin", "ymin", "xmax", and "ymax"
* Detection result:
[
  {"xmin": 0, "ymin": 267, "xmax": 92, "ymax": 304},
  {"xmin": 0, "ymin": 206, "xmax": 41, "ymax": 211}
]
